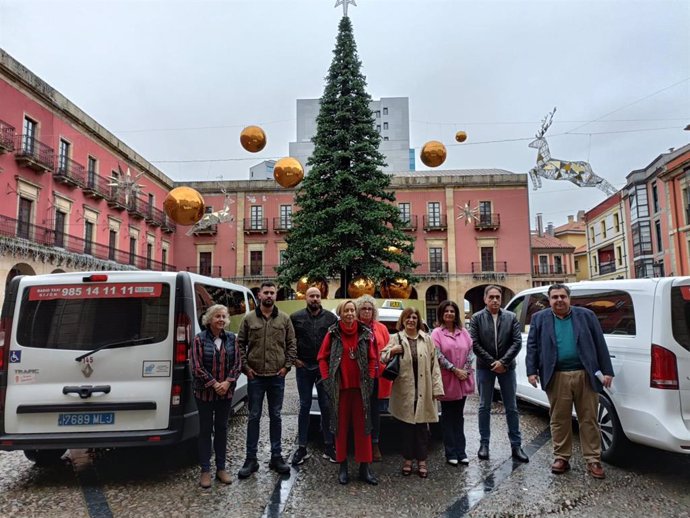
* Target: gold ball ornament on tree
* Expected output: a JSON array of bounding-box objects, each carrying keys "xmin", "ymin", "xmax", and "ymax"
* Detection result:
[
  {"xmin": 347, "ymin": 276, "xmax": 375, "ymax": 298},
  {"xmin": 420, "ymin": 140, "xmax": 447, "ymax": 168},
  {"xmin": 380, "ymin": 278, "xmax": 412, "ymax": 299},
  {"xmin": 273, "ymin": 157, "xmax": 304, "ymax": 188},
  {"xmin": 296, "ymin": 276, "xmax": 310, "ymax": 295},
  {"xmin": 385, "ymin": 245, "xmax": 402, "ymax": 255},
  {"xmin": 240, "ymin": 125, "xmax": 267, "ymax": 153},
  {"xmin": 163, "ymin": 187, "xmax": 205, "ymax": 226},
  {"xmin": 455, "ymin": 131, "xmax": 468, "ymax": 143},
  {"xmin": 296, "ymin": 276, "xmax": 329, "ymax": 299}
]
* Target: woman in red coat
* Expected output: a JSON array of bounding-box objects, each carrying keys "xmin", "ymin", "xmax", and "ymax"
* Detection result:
[{"xmin": 318, "ymin": 300, "xmax": 378, "ymax": 485}]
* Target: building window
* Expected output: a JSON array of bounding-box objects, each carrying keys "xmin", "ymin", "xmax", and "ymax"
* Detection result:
[
  {"xmin": 616, "ymin": 246, "xmax": 623, "ymax": 266},
  {"xmin": 613, "ymin": 212, "xmax": 620, "ymax": 233},
  {"xmin": 685, "ymin": 189, "xmax": 690, "ymax": 225},
  {"xmin": 250, "ymin": 205, "xmax": 263, "ymax": 230},
  {"xmin": 110, "ymin": 169, "xmax": 119, "ymax": 198},
  {"xmin": 554, "ymin": 255, "xmax": 563, "ymax": 274},
  {"xmin": 383, "ymin": 136, "xmax": 389, "ymax": 141},
  {"xmin": 22, "ymin": 117, "xmax": 36, "ymax": 154},
  {"xmin": 383, "ymin": 107, "xmax": 388, "ymax": 115},
  {"xmin": 129, "ymin": 237, "xmax": 136, "ymax": 265},
  {"xmin": 631, "ymin": 221, "xmax": 653, "ymax": 257},
  {"xmin": 375, "ymin": 110, "xmax": 380, "ymax": 118},
  {"xmin": 629, "ymin": 184, "xmax": 649, "ymax": 219},
  {"xmin": 538, "ymin": 255, "xmax": 548, "ymax": 275},
  {"xmin": 652, "ymin": 182, "xmax": 659, "ymax": 213},
  {"xmin": 590, "ymin": 226, "xmax": 595, "ymax": 243},
  {"xmin": 108, "ymin": 230, "xmax": 117, "ymax": 260},
  {"xmin": 383, "ymin": 122, "xmax": 389, "ymax": 130},
  {"xmin": 376, "ymin": 125, "xmax": 381, "ymax": 132},
  {"xmin": 429, "ymin": 248, "xmax": 443, "ymax": 272},
  {"xmin": 146, "ymin": 243, "xmax": 153, "ymax": 269},
  {"xmin": 655, "ymin": 220, "xmax": 663, "ymax": 253},
  {"xmin": 427, "ymin": 202, "xmax": 441, "ymax": 227},
  {"xmin": 279, "ymin": 249, "xmax": 287, "ymax": 265},
  {"xmin": 481, "ymin": 247, "xmax": 495, "ymax": 271},
  {"xmin": 55, "ymin": 210, "xmax": 66, "ymax": 248},
  {"xmin": 600, "ymin": 221, "xmax": 607, "ymax": 239},
  {"xmin": 280, "ymin": 205, "xmax": 292, "ymax": 229},
  {"xmin": 199, "ymin": 252, "xmax": 212, "ymax": 277},
  {"xmin": 162, "ymin": 248, "xmax": 168, "ymax": 269},
  {"xmin": 84, "ymin": 221, "xmax": 94, "ymax": 255},
  {"xmin": 250, "ymin": 250, "xmax": 263, "ymax": 275},
  {"xmin": 479, "ymin": 201, "xmax": 492, "ymax": 225},
  {"xmin": 17, "ymin": 196, "xmax": 32, "ymax": 239},
  {"xmin": 87, "ymin": 156, "xmax": 97, "ymax": 188},
  {"xmin": 148, "ymin": 193, "xmax": 155, "ymax": 217},
  {"xmin": 399, "ymin": 203, "xmax": 411, "ymax": 226},
  {"xmin": 58, "ymin": 139, "xmax": 70, "ymax": 173}
]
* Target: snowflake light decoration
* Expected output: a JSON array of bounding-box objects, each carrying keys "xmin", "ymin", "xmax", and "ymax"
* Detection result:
[{"xmin": 457, "ymin": 201, "xmax": 479, "ymax": 226}]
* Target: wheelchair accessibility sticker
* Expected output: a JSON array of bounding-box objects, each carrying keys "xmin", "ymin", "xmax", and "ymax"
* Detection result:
[{"xmin": 9, "ymin": 350, "xmax": 21, "ymax": 363}]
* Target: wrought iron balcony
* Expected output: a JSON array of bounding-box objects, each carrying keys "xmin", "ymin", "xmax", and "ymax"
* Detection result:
[
  {"xmin": 412, "ymin": 262, "xmax": 448, "ymax": 278},
  {"xmin": 423, "ymin": 214, "xmax": 447, "ymax": 232},
  {"xmin": 83, "ymin": 172, "xmax": 111, "ymax": 200},
  {"xmin": 599, "ymin": 261, "xmax": 617, "ymax": 275},
  {"xmin": 54, "ymin": 155, "xmax": 86, "ymax": 187},
  {"xmin": 191, "ymin": 223, "xmax": 217, "ymax": 235},
  {"xmin": 471, "ymin": 261, "xmax": 508, "ymax": 273},
  {"xmin": 243, "ymin": 264, "xmax": 279, "ymax": 277},
  {"xmin": 399, "ymin": 215, "xmax": 418, "ymax": 231},
  {"xmin": 0, "ymin": 120, "xmax": 16, "ymax": 153},
  {"xmin": 107, "ymin": 187, "xmax": 128, "ymax": 210},
  {"xmin": 533, "ymin": 265, "xmax": 566, "ymax": 277},
  {"xmin": 273, "ymin": 217, "xmax": 292, "ymax": 233},
  {"xmin": 14, "ymin": 134, "xmax": 54, "ymax": 172},
  {"xmin": 475, "ymin": 213, "xmax": 500, "ymax": 231},
  {"xmin": 185, "ymin": 265, "xmax": 222, "ymax": 277},
  {"xmin": 145, "ymin": 205, "xmax": 166, "ymax": 227},
  {"xmin": 127, "ymin": 196, "xmax": 146, "ymax": 219},
  {"xmin": 243, "ymin": 218, "xmax": 268, "ymax": 234},
  {"xmin": 161, "ymin": 215, "xmax": 176, "ymax": 234}
]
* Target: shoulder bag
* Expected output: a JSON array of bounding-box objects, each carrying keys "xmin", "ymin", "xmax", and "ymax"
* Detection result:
[{"xmin": 382, "ymin": 333, "xmax": 404, "ymax": 381}]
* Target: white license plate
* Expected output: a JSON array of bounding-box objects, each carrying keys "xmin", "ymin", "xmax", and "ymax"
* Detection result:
[{"xmin": 57, "ymin": 412, "xmax": 115, "ymax": 426}]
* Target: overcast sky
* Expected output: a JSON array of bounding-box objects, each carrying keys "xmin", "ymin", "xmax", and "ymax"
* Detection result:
[{"xmin": 1, "ymin": 0, "xmax": 688, "ymax": 227}]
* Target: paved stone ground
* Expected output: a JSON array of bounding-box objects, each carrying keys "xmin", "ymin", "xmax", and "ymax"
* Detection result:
[{"xmin": 1, "ymin": 370, "xmax": 690, "ymax": 517}]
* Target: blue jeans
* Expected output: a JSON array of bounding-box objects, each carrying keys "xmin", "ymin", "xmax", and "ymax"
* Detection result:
[
  {"xmin": 440, "ymin": 398, "xmax": 467, "ymax": 461},
  {"xmin": 246, "ymin": 375, "xmax": 285, "ymax": 458},
  {"xmin": 476, "ymin": 368, "xmax": 522, "ymax": 448},
  {"xmin": 296, "ymin": 363, "xmax": 333, "ymax": 447},
  {"xmin": 196, "ymin": 398, "xmax": 231, "ymax": 472}
]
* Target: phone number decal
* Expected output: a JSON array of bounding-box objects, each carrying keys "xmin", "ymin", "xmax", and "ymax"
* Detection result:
[{"xmin": 28, "ymin": 283, "xmax": 163, "ymax": 300}]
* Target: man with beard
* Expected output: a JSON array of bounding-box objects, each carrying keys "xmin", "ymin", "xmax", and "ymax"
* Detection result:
[
  {"xmin": 290, "ymin": 287, "xmax": 338, "ymax": 465},
  {"xmin": 237, "ymin": 281, "xmax": 297, "ymax": 479}
]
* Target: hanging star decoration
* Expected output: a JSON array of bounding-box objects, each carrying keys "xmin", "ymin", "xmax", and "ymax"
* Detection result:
[
  {"xmin": 108, "ymin": 166, "xmax": 145, "ymax": 204},
  {"xmin": 335, "ymin": 0, "xmax": 357, "ymax": 16},
  {"xmin": 186, "ymin": 191, "xmax": 235, "ymax": 235},
  {"xmin": 457, "ymin": 201, "xmax": 480, "ymax": 226}
]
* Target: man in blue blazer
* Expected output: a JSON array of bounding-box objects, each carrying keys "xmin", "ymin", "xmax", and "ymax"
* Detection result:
[{"xmin": 526, "ymin": 283, "xmax": 614, "ymax": 479}]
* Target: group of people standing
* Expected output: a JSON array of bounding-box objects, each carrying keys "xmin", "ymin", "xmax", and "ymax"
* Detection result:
[{"xmin": 189, "ymin": 280, "xmax": 614, "ymax": 489}]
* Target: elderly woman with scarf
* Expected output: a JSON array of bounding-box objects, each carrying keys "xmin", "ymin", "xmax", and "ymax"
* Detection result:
[{"xmin": 318, "ymin": 300, "xmax": 378, "ymax": 486}]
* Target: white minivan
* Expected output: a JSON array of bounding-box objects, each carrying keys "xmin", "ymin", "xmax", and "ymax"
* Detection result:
[
  {"xmin": 0, "ymin": 270, "xmax": 255, "ymax": 464},
  {"xmin": 505, "ymin": 278, "xmax": 690, "ymax": 463}
]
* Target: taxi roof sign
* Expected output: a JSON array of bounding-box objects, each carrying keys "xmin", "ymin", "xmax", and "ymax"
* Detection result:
[{"xmin": 380, "ymin": 299, "xmax": 404, "ymax": 309}]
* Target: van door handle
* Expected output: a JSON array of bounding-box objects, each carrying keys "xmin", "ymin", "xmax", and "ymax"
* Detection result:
[{"xmin": 63, "ymin": 385, "xmax": 111, "ymax": 399}]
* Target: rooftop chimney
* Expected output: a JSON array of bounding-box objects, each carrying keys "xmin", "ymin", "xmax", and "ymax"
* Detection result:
[
  {"xmin": 536, "ymin": 213, "xmax": 543, "ymax": 237},
  {"xmin": 567, "ymin": 215, "xmax": 574, "ymax": 223},
  {"xmin": 546, "ymin": 222, "xmax": 554, "ymax": 236},
  {"xmin": 577, "ymin": 210, "xmax": 585, "ymax": 221}
]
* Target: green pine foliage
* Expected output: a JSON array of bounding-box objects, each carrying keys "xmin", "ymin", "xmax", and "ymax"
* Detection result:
[{"xmin": 277, "ymin": 16, "xmax": 418, "ymax": 290}]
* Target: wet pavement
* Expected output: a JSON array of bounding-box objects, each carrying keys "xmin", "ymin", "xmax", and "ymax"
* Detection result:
[{"xmin": 1, "ymin": 371, "xmax": 690, "ymax": 517}]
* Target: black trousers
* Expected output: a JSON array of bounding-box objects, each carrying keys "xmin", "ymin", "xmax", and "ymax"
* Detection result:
[{"xmin": 397, "ymin": 419, "xmax": 430, "ymax": 461}]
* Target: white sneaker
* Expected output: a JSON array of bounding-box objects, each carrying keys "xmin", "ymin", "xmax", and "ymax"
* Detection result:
[
  {"xmin": 446, "ymin": 458, "xmax": 459, "ymax": 466},
  {"xmin": 459, "ymin": 458, "xmax": 470, "ymax": 465}
]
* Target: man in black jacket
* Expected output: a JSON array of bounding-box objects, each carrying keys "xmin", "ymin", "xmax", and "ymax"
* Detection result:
[
  {"xmin": 470, "ymin": 285, "xmax": 528, "ymax": 463},
  {"xmin": 290, "ymin": 287, "xmax": 338, "ymax": 466}
]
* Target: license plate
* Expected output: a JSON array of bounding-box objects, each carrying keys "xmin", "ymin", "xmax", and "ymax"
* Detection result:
[{"xmin": 57, "ymin": 412, "xmax": 115, "ymax": 426}]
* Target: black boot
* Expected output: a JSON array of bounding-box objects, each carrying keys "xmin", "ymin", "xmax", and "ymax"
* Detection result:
[
  {"xmin": 338, "ymin": 461, "xmax": 349, "ymax": 485},
  {"xmin": 358, "ymin": 463, "xmax": 378, "ymax": 485}
]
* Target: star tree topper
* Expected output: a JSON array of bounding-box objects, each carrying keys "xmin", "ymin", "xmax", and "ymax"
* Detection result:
[
  {"xmin": 457, "ymin": 201, "xmax": 480, "ymax": 226},
  {"xmin": 335, "ymin": 0, "xmax": 357, "ymax": 16}
]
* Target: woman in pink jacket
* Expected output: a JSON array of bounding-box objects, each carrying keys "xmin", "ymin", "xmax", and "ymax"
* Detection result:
[{"xmin": 431, "ymin": 300, "xmax": 475, "ymax": 466}]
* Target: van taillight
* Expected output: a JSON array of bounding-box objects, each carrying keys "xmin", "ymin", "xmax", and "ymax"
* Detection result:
[
  {"xmin": 171, "ymin": 383, "xmax": 182, "ymax": 406},
  {"xmin": 174, "ymin": 312, "xmax": 191, "ymax": 365},
  {"xmin": 651, "ymin": 344, "xmax": 679, "ymax": 390}
]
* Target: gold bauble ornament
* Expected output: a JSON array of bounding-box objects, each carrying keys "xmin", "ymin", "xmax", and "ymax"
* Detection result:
[
  {"xmin": 347, "ymin": 276, "xmax": 375, "ymax": 298},
  {"xmin": 295, "ymin": 291, "xmax": 306, "ymax": 300},
  {"xmin": 296, "ymin": 276, "xmax": 329, "ymax": 299},
  {"xmin": 274, "ymin": 157, "xmax": 304, "ymax": 188},
  {"xmin": 380, "ymin": 278, "xmax": 412, "ymax": 299},
  {"xmin": 455, "ymin": 131, "xmax": 468, "ymax": 143},
  {"xmin": 240, "ymin": 125, "xmax": 267, "ymax": 153},
  {"xmin": 420, "ymin": 140, "xmax": 447, "ymax": 168},
  {"xmin": 385, "ymin": 245, "xmax": 402, "ymax": 255},
  {"xmin": 163, "ymin": 187, "xmax": 205, "ymax": 226},
  {"xmin": 296, "ymin": 276, "xmax": 310, "ymax": 295}
]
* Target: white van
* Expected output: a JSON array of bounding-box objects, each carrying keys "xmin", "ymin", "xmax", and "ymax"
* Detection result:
[
  {"xmin": 505, "ymin": 278, "xmax": 690, "ymax": 463},
  {"xmin": 0, "ymin": 270, "xmax": 255, "ymax": 464}
]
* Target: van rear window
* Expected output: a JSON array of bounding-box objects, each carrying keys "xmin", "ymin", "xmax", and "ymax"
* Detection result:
[
  {"xmin": 17, "ymin": 283, "xmax": 170, "ymax": 350},
  {"xmin": 671, "ymin": 287, "xmax": 690, "ymax": 350}
]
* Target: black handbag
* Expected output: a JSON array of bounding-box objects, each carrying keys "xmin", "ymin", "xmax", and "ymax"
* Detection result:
[{"xmin": 382, "ymin": 333, "xmax": 404, "ymax": 381}]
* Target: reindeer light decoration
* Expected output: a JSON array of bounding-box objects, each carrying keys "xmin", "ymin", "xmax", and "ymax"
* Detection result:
[
  {"xmin": 528, "ymin": 108, "xmax": 617, "ymax": 196},
  {"xmin": 186, "ymin": 189, "xmax": 234, "ymax": 236}
]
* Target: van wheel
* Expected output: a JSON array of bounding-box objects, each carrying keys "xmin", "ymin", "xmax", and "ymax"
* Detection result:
[
  {"xmin": 597, "ymin": 394, "xmax": 629, "ymax": 464},
  {"xmin": 23, "ymin": 449, "xmax": 67, "ymax": 465}
]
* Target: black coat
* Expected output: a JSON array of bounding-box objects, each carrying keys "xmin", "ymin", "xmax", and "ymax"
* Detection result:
[{"xmin": 469, "ymin": 308, "xmax": 522, "ymax": 370}]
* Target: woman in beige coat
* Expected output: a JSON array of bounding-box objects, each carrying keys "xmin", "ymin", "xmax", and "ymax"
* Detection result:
[{"xmin": 381, "ymin": 307, "xmax": 444, "ymax": 478}]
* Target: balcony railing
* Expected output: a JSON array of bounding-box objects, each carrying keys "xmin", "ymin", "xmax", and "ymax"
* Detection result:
[
  {"xmin": 107, "ymin": 187, "xmax": 128, "ymax": 210},
  {"xmin": 273, "ymin": 217, "xmax": 292, "ymax": 233},
  {"xmin": 243, "ymin": 264, "xmax": 279, "ymax": 277},
  {"xmin": 423, "ymin": 214, "xmax": 447, "ymax": 231},
  {"xmin": 161, "ymin": 215, "xmax": 176, "ymax": 234},
  {"xmin": 471, "ymin": 261, "xmax": 508, "ymax": 273},
  {"xmin": 191, "ymin": 223, "xmax": 217, "ymax": 235},
  {"xmin": 145, "ymin": 206, "xmax": 166, "ymax": 227},
  {"xmin": 185, "ymin": 265, "xmax": 222, "ymax": 277},
  {"xmin": 533, "ymin": 265, "xmax": 566, "ymax": 276},
  {"xmin": 83, "ymin": 172, "xmax": 111, "ymax": 200},
  {"xmin": 475, "ymin": 213, "xmax": 500, "ymax": 231},
  {"xmin": 0, "ymin": 214, "xmax": 175, "ymax": 271},
  {"xmin": 243, "ymin": 218, "xmax": 268, "ymax": 234},
  {"xmin": 15, "ymin": 134, "xmax": 54, "ymax": 172},
  {"xmin": 400, "ymin": 215, "xmax": 417, "ymax": 231},
  {"xmin": 54, "ymin": 155, "xmax": 86, "ymax": 187},
  {"xmin": 127, "ymin": 196, "xmax": 146, "ymax": 219},
  {"xmin": 0, "ymin": 120, "xmax": 16, "ymax": 153},
  {"xmin": 599, "ymin": 261, "xmax": 617, "ymax": 275}
]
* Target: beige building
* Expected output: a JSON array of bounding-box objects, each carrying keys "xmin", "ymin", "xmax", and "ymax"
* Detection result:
[
  {"xmin": 585, "ymin": 192, "xmax": 629, "ymax": 280},
  {"xmin": 554, "ymin": 212, "xmax": 588, "ymax": 281}
]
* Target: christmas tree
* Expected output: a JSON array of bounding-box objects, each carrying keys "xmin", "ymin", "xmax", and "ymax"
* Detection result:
[{"xmin": 277, "ymin": 16, "xmax": 418, "ymax": 295}]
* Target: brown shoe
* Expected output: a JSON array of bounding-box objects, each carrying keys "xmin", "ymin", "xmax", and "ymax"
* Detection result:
[
  {"xmin": 586, "ymin": 462, "xmax": 605, "ymax": 479},
  {"xmin": 199, "ymin": 471, "xmax": 212, "ymax": 488},
  {"xmin": 372, "ymin": 444, "xmax": 382, "ymax": 462},
  {"xmin": 216, "ymin": 469, "xmax": 232, "ymax": 484},
  {"xmin": 551, "ymin": 458, "xmax": 571, "ymax": 474}
]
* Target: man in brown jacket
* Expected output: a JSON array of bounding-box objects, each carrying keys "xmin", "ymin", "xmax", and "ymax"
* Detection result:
[{"xmin": 237, "ymin": 281, "xmax": 297, "ymax": 479}]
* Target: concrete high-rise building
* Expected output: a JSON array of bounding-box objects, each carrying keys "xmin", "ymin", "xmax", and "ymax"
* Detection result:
[{"xmin": 288, "ymin": 97, "xmax": 414, "ymax": 174}]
